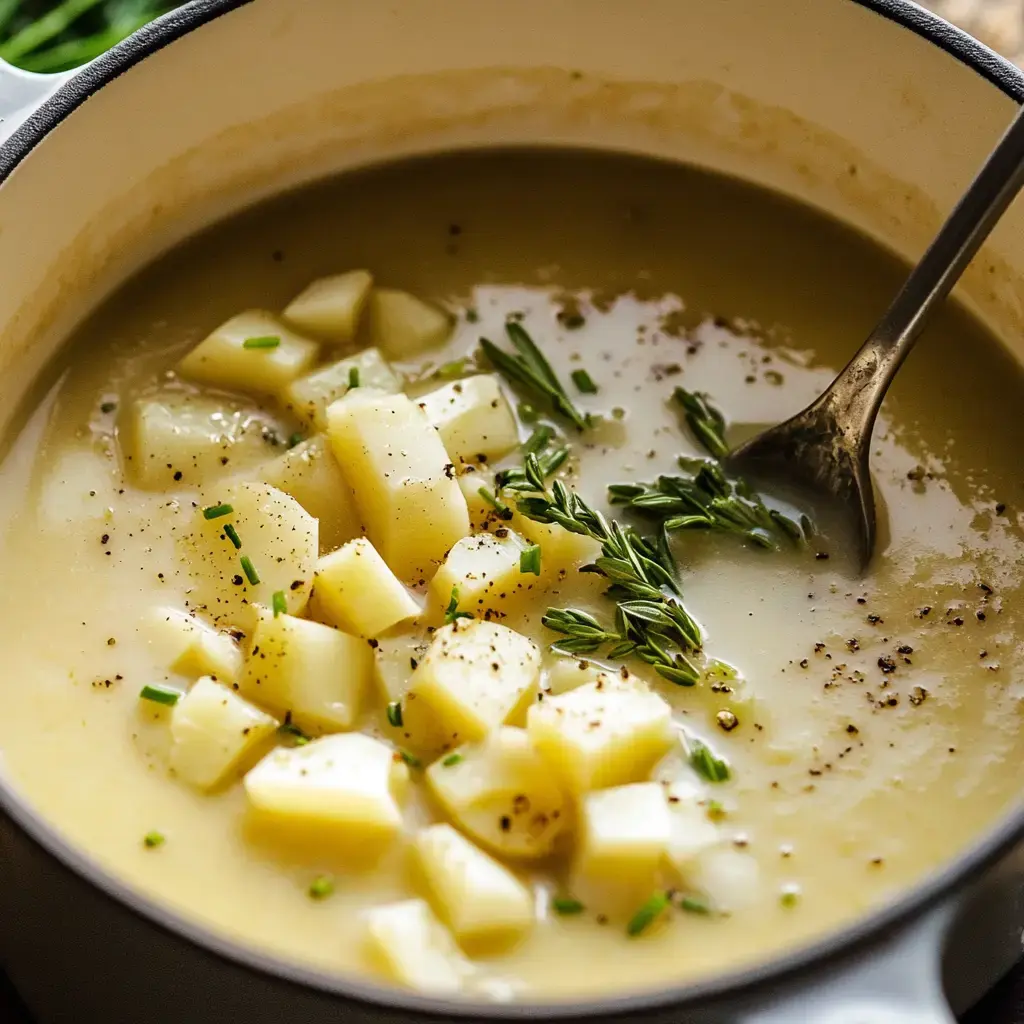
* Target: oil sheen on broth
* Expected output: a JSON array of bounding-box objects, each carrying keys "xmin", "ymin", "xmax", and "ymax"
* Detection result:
[{"xmin": 0, "ymin": 151, "xmax": 1022, "ymax": 1001}]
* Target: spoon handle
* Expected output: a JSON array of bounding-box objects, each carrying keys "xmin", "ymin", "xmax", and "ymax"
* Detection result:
[{"xmin": 828, "ymin": 102, "xmax": 1024, "ymax": 431}]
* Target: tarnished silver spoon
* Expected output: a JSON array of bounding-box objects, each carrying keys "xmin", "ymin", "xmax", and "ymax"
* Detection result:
[{"xmin": 728, "ymin": 104, "xmax": 1024, "ymax": 570}]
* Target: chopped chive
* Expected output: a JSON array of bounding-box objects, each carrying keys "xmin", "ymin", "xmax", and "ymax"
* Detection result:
[
  {"xmin": 278, "ymin": 722, "xmax": 310, "ymax": 746},
  {"xmin": 202, "ymin": 503, "xmax": 234, "ymax": 520},
  {"xmin": 287, "ymin": 432, "xmax": 304, "ymax": 449},
  {"xmin": 522, "ymin": 425, "xmax": 554, "ymax": 456},
  {"xmin": 478, "ymin": 486, "xmax": 513, "ymax": 520},
  {"xmin": 242, "ymin": 335, "xmax": 281, "ymax": 350},
  {"xmin": 348, "ymin": 366, "xmax": 360, "ymax": 388},
  {"xmin": 571, "ymin": 368, "xmax": 598, "ymax": 394},
  {"xmin": 552, "ymin": 897, "xmax": 585, "ymax": 915},
  {"xmin": 517, "ymin": 402, "xmax": 539, "ymax": 423},
  {"xmin": 520, "ymin": 544, "xmax": 542, "ymax": 576},
  {"xmin": 223, "ymin": 523, "xmax": 242, "ymax": 550},
  {"xmin": 706, "ymin": 799, "xmax": 726, "ymax": 821},
  {"xmin": 627, "ymin": 891, "xmax": 671, "ymax": 937},
  {"xmin": 780, "ymin": 885, "xmax": 801, "ymax": 908},
  {"xmin": 679, "ymin": 894, "xmax": 711, "ymax": 915},
  {"xmin": 441, "ymin": 752, "xmax": 463, "ymax": 767},
  {"xmin": 689, "ymin": 738, "xmax": 730, "ymax": 783},
  {"xmin": 386, "ymin": 701, "xmax": 403, "ymax": 728},
  {"xmin": 100, "ymin": 401, "xmax": 117, "ymax": 414},
  {"xmin": 143, "ymin": 831, "xmax": 165, "ymax": 849},
  {"xmin": 309, "ymin": 875, "xmax": 335, "ymax": 900},
  {"xmin": 272, "ymin": 590, "xmax": 287, "ymax": 617},
  {"xmin": 399, "ymin": 749, "xmax": 421, "ymax": 768},
  {"xmin": 444, "ymin": 585, "xmax": 473, "ymax": 625},
  {"xmin": 435, "ymin": 357, "xmax": 470, "ymax": 379},
  {"xmin": 240, "ymin": 555, "xmax": 261, "ymax": 586},
  {"xmin": 139, "ymin": 684, "xmax": 181, "ymax": 707}
]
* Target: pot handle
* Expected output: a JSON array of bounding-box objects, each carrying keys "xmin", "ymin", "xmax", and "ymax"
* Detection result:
[
  {"xmin": 0, "ymin": 58, "xmax": 72, "ymax": 146},
  {"xmin": 736, "ymin": 904, "xmax": 956, "ymax": 1024}
]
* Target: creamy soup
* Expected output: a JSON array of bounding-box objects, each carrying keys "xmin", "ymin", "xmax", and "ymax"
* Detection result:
[{"xmin": 1, "ymin": 150, "xmax": 1023, "ymax": 1001}]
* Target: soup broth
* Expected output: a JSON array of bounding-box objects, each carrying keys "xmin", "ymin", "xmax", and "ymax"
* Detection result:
[{"xmin": 0, "ymin": 150, "xmax": 1022, "ymax": 1000}]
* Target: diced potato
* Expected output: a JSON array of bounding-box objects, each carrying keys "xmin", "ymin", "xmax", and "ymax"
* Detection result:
[
  {"xmin": 527, "ymin": 677, "xmax": 675, "ymax": 794},
  {"xmin": 430, "ymin": 531, "xmax": 544, "ymax": 617},
  {"xmin": 128, "ymin": 392, "xmax": 283, "ymax": 490},
  {"xmin": 327, "ymin": 391, "xmax": 469, "ymax": 582},
  {"xmin": 240, "ymin": 609, "xmax": 371, "ymax": 732},
  {"xmin": 457, "ymin": 470, "xmax": 501, "ymax": 531},
  {"xmin": 372, "ymin": 630, "xmax": 431, "ymax": 704},
  {"xmin": 245, "ymin": 732, "xmax": 407, "ymax": 841},
  {"xmin": 425, "ymin": 727, "xmax": 565, "ymax": 858},
  {"xmin": 179, "ymin": 482, "xmax": 317, "ymax": 632},
  {"xmin": 664, "ymin": 798, "xmax": 721, "ymax": 873},
  {"xmin": 418, "ymin": 375, "xmax": 519, "ymax": 465},
  {"xmin": 36, "ymin": 447, "xmax": 120, "ymax": 529},
  {"xmin": 311, "ymin": 538, "xmax": 421, "ymax": 638},
  {"xmin": 364, "ymin": 899, "xmax": 468, "ymax": 995},
  {"xmin": 169, "ymin": 676, "xmax": 278, "ymax": 790},
  {"xmin": 575, "ymin": 783, "xmax": 671, "ymax": 885},
  {"xmin": 145, "ymin": 606, "xmax": 243, "ymax": 684},
  {"xmin": 685, "ymin": 847, "xmax": 760, "ymax": 913},
  {"xmin": 282, "ymin": 270, "xmax": 373, "ymax": 343},
  {"xmin": 258, "ymin": 435, "xmax": 361, "ymax": 554},
  {"xmin": 367, "ymin": 289, "xmax": 452, "ymax": 358},
  {"xmin": 282, "ymin": 348, "xmax": 401, "ymax": 430},
  {"xmin": 414, "ymin": 824, "xmax": 533, "ymax": 946},
  {"xmin": 511, "ymin": 511, "xmax": 601, "ymax": 569},
  {"xmin": 177, "ymin": 310, "xmax": 319, "ymax": 395},
  {"xmin": 544, "ymin": 658, "xmax": 615, "ymax": 696},
  {"xmin": 408, "ymin": 621, "xmax": 540, "ymax": 744}
]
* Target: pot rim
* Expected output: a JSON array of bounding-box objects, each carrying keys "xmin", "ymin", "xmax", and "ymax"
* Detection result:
[{"xmin": 1, "ymin": 0, "xmax": 1023, "ymax": 1017}]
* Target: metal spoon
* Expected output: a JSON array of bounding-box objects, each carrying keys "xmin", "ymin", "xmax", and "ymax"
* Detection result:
[{"xmin": 728, "ymin": 103, "xmax": 1024, "ymax": 570}]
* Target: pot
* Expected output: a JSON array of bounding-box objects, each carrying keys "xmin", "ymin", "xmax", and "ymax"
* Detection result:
[{"xmin": 2, "ymin": 2, "xmax": 1024, "ymax": 1021}]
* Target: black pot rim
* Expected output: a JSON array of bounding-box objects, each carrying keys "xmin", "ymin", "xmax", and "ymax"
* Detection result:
[{"xmin": 1, "ymin": 0, "xmax": 1023, "ymax": 1017}]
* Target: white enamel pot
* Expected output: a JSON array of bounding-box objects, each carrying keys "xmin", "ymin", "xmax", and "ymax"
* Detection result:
[{"xmin": 2, "ymin": 2, "xmax": 1024, "ymax": 1022}]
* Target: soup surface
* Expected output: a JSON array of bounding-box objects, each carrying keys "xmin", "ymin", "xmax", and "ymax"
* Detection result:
[{"xmin": 1, "ymin": 150, "xmax": 1023, "ymax": 1001}]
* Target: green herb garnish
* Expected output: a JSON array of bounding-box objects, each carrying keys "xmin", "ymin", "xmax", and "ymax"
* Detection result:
[
  {"xmin": 679, "ymin": 894, "xmax": 711, "ymax": 915},
  {"xmin": 142, "ymin": 831, "xmax": 165, "ymax": 849},
  {"xmin": 441, "ymin": 752, "xmax": 463, "ymax": 767},
  {"xmin": 435, "ymin": 357, "xmax": 472, "ymax": 379},
  {"xmin": 522, "ymin": 425, "xmax": 554, "ymax": 456},
  {"xmin": 309, "ymin": 875, "xmax": 335, "ymax": 900},
  {"xmin": 780, "ymin": 886, "xmax": 800, "ymax": 908},
  {"xmin": 689, "ymin": 738, "xmax": 730, "ymax": 783},
  {"xmin": 240, "ymin": 555, "xmax": 261, "ymax": 586},
  {"xmin": 495, "ymin": 445, "xmax": 569, "ymax": 494},
  {"xmin": 627, "ymin": 891, "xmax": 671, "ymax": 936},
  {"xmin": 480, "ymin": 322, "xmax": 590, "ymax": 431},
  {"xmin": 478, "ymin": 486, "xmax": 513, "ymax": 521},
  {"xmin": 571, "ymin": 368, "xmax": 598, "ymax": 394},
  {"xmin": 399, "ymin": 750, "xmax": 421, "ymax": 769},
  {"xmin": 517, "ymin": 401, "xmax": 539, "ymax": 423},
  {"xmin": 552, "ymin": 897, "xmax": 585, "ymax": 915},
  {"xmin": 202, "ymin": 503, "xmax": 233, "ymax": 520},
  {"xmin": 139, "ymin": 684, "xmax": 181, "ymax": 707},
  {"xmin": 674, "ymin": 387, "xmax": 728, "ymax": 459},
  {"xmin": 287, "ymin": 432, "xmax": 304, "ymax": 449},
  {"xmin": 272, "ymin": 590, "xmax": 287, "ymax": 617},
  {"xmin": 348, "ymin": 366, "xmax": 360, "ymax": 388},
  {"xmin": 223, "ymin": 523, "xmax": 242, "ymax": 550},
  {"xmin": 242, "ymin": 335, "xmax": 281, "ymax": 350},
  {"xmin": 386, "ymin": 701, "xmax": 403, "ymax": 728},
  {"xmin": 520, "ymin": 544, "xmax": 542, "ymax": 576},
  {"xmin": 278, "ymin": 721, "xmax": 310, "ymax": 746},
  {"xmin": 444, "ymin": 586, "xmax": 473, "ymax": 625}
]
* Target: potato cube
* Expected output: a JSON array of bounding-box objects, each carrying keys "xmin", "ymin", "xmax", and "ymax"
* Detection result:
[
  {"xmin": 258, "ymin": 435, "xmax": 362, "ymax": 554},
  {"xmin": 311, "ymin": 537, "xmax": 421, "ymax": 637},
  {"xmin": 367, "ymin": 289, "xmax": 452, "ymax": 358},
  {"xmin": 414, "ymin": 824, "xmax": 533, "ymax": 946},
  {"xmin": 327, "ymin": 391, "xmax": 469, "ymax": 582},
  {"xmin": 511, "ymin": 511, "xmax": 600, "ymax": 569},
  {"xmin": 177, "ymin": 310, "xmax": 319, "ymax": 395},
  {"xmin": 430, "ymin": 531, "xmax": 543, "ymax": 616},
  {"xmin": 145, "ymin": 606, "xmax": 243, "ymax": 683},
  {"xmin": 418, "ymin": 375, "xmax": 519, "ymax": 464},
  {"xmin": 282, "ymin": 269, "xmax": 373, "ymax": 343},
  {"xmin": 246, "ymin": 733, "xmax": 408, "ymax": 848},
  {"xmin": 425, "ymin": 727, "xmax": 565, "ymax": 858},
  {"xmin": 240, "ymin": 609, "xmax": 371, "ymax": 732},
  {"xmin": 128, "ymin": 392, "xmax": 283, "ymax": 490},
  {"xmin": 665, "ymin": 798, "xmax": 721, "ymax": 872},
  {"xmin": 364, "ymin": 899, "xmax": 468, "ymax": 994},
  {"xmin": 179, "ymin": 482, "xmax": 317, "ymax": 632},
  {"xmin": 576, "ymin": 783, "xmax": 671, "ymax": 883},
  {"xmin": 36, "ymin": 448, "xmax": 119, "ymax": 529},
  {"xmin": 544, "ymin": 658, "xmax": 610, "ymax": 696},
  {"xmin": 686, "ymin": 847, "xmax": 760, "ymax": 913},
  {"xmin": 408, "ymin": 621, "xmax": 540, "ymax": 744},
  {"xmin": 527, "ymin": 677, "xmax": 674, "ymax": 794},
  {"xmin": 169, "ymin": 676, "xmax": 278, "ymax": 790},
  {"xmin": 372, "ymin": 630, "xmax": 430, "ymax": 704},
  {"xmin": 457, "ymin": 471, "xmax": 502, "ymax": 531},
  {"xmin": 282, "ymin": 348, "xmax": 401, "ymax": 430}
]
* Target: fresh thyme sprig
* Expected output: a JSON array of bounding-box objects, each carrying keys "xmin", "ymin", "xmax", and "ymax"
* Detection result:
[
  {"xmin": 480, "ymin": 322, "xmax": 590, "ymax": 431},
  {"xmin": 496, "ymin": 446, "xmax": 570, "ymax": 494},
  {"xmin": 673, "ymin": 387, "xmax": 728, "ymax": 459}
]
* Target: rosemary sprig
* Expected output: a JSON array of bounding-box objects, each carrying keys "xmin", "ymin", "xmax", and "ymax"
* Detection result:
[
  {"xmin": 673, "ymin": 387, "xmax": 729, "ymax": 459},
  {"xmin": 480, "ymin": 322, "xmax": 590, "ymax": 431},
  {"xmin": 496, "ymin": 446, "xmax": 570, "ymax": 494}
]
